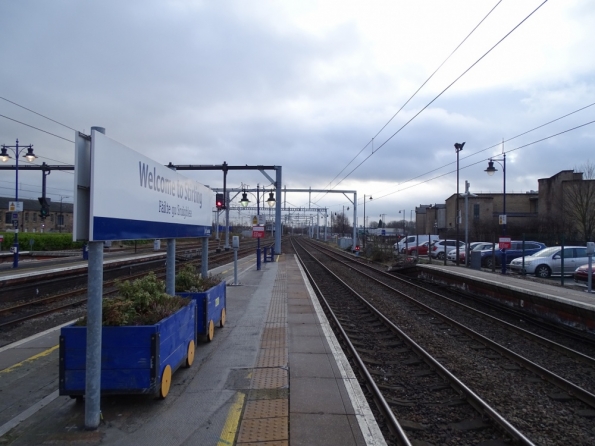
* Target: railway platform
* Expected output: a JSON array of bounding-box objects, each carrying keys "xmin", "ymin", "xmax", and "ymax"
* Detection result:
[
  {"xmin": 413, "ymin": 262, "xmax": 595, "ymax": 334},
  {"xmin": 0, "ymin": 254, "xmax": 383, "ymax": 445}
]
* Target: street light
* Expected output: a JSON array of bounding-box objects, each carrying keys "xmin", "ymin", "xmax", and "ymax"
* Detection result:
[
  {"xmin": 455, "ymin": 142, "xmax": 465, "ymax": 266},
  {"xmin": 1, "ymin": 139, "xmax": 37, "ymax": 268},
  {"xmin": 485, "ymin": 153, "xmax": 507, "ymax": 273}
]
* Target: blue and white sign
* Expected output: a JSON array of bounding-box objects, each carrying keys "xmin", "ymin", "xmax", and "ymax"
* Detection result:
[{"xmin": 88, "ymin": 132, "xmax": 212, "ymax": 241}]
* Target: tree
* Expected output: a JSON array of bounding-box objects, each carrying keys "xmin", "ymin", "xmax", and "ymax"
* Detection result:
[
  {"xmin": 333, "ymin": 212, "xmax": 351, "ymax": 236},
  {"xmin": 564, "ymin": 161, "xmax": 595, "ymax": 242}
]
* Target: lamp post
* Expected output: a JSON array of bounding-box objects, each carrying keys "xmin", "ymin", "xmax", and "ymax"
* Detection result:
[
  {"xmin": 1, "ymin": 140, "xmax": 37, "ymax": 268},
  {"xmin": 485, "ymin": 152, "xmax": 507, "ymax": 273},
  {"xmin": 240, "ymin": 185, "xmax": 275, "ymax": 271},
  {"xmin": 398, "ymin": 209, "xmax": 406, "ymax": 232},
  {"xmin": 454, "ymin": 142, "xmax": 465, "ymax": 266}
]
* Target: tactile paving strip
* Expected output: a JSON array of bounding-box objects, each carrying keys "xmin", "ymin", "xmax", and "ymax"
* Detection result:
[
  {"xmin": 236, "ymin": 417, "xmax": 288, "ymax": 443},
  {"xmin": 256, "ymin": 347, "xmax": 287, "ymax": 368},
  {"xmin": 237, "ymin": 257, "xmax": 290, "ymax": 445},
  {"xmin": 243, "ymin": 399, "xmax": 288, "ymax": 419}
]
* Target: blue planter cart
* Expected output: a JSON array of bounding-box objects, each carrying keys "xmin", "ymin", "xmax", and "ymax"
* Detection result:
[
  {"xmin": 59, "ymin": 300, "xmax": 196, "ymax": 399},
  {"xmin": 177, "ymin": 280, "xmax": 226, "ymax": 342}
]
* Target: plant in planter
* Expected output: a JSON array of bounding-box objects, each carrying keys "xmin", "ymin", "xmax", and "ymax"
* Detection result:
[
  {"xmin": 175, "ymin": 264, "xmax": 227, "ymax": 342},
  {"xmin": 60, "ymin": 273, "xmax": 197, "ymax": 399}
]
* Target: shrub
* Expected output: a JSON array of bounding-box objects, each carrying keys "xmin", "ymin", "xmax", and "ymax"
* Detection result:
[
  {"xmin": 175, "ymin": 264, "xmax": 222, "ymax": 293},
  {"xmin": 77, "ymin": 273, "xmax": 189, "ymax": 326}
]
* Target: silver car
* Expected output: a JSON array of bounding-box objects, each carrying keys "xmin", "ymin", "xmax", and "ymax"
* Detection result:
[{"xmin": 509, "ymin": 246, "xmax": 590, "ymax": 278}]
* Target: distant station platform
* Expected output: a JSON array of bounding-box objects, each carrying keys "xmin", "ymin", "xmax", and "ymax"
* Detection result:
[
  {"xmin": 413, "ymin": 262, "xmax": 595, "ymax": 335},
  {"xmin": 0, "ymin": 254, "xmax": 382, "ymax": 445}
]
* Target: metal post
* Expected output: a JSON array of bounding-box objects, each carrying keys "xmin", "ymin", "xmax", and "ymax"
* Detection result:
[
  {"xmin": 275, "ymin": 167, "xmax": 282, "ymax": 255},
  {"xmin": 84, "ymin": 125, "xmax": 105, "ymax": 430},
  {"xmin": 233, "ymin": 247, "xmax": 238, "ymax": 285},
  {"xmin": 166, "ymin": 239, "xmax": 175, "ymax": 295},
  {"xmin": 85, "ymin": 241, "xmax": 103, "ymax": 429},
  {"xmin": 13, "ymin": 141, "xmax": 19, "ymax": 268},
  {"xmin": 256, "ymin": 185, "xmax": 261, "ymax": 271},
  {"xmin": 224, "ymin": 190, "xmax": 230, "ymax": 251},
  {"xmin": 501, "ymin": 153, "xmax": 507, "ymax": 274},
  {"xmin": 588, "ymin": 254, "xmax": 593, "ymax": 293},
  {"xmin": 201, "ymin": 237, "xmax": 209, "ymax": 278}
]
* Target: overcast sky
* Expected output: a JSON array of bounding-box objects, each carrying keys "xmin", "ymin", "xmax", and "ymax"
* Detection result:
[{"xmin": 1, "ymin": 0, "xmax": 594, "ymax": 227}]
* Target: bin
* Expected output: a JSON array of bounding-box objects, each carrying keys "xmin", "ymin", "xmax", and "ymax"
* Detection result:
[
  {"xmin": 153, "ymin": 239, "xmax": 161, "ymax": 251},
  {"xmin": 470, "ymin": 251, "xmax": 482, "ymax": 270}
]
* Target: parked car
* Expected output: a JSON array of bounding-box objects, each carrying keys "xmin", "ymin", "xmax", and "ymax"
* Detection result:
[
  {"xmin": 478, "ymin": 241, "xmax": 546, "ymax": 269},
  {"xmin": 509, "ymin": 246, "xmax": 590, "ymax": 278},
  {"xmin": 405, "ymin": 241, "xmax": 430, "ymax": 256},
  {"xmin": 447, "ymin": 242, "xmax": 492, "ymax": 263},
  {"xmin": 394, "ymin": 234, "xmax": 440, "ymax": 253},
  {"xmin": 574, "ymin": 263, "xmax": 595, "ymax": 285},
  {"xmin": 430, "ymin": 240, "xmax": 466, "ymax": 260}
]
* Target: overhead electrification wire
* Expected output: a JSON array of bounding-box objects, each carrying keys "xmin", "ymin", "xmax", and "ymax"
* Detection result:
[
  {"xmin": 0, "ymin": 96, "xmax": 78, "ymax": 132},
  {"xmin": 0, "ymin": 114, "xmax": 75, "ymax": 143},
  {"xmin": 315, "ymin": 0, "xmax": 550, "ymax": 210},
  {"xmin": 374, "ymin": 101, "xmax": 595, "ymax": 197},
  {"xmin": 369, "ymin": 118, "xmax": 595, "ymax": 203},
  {"xmin": 332, "ymin": 0, "xmax": 550, "ymax": 194},
  {"xmin": 314, "ymin": 0, "xmax": 504, "ymax": 200}
]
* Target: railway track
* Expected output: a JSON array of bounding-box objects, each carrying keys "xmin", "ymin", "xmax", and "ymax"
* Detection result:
[
  {"xmin": 0, "ymin": 240, "xmax": 272, "ymax": 330},
  {"xmin": 292, "ymin": 237, "xmax": 595, "ymax": 445}
]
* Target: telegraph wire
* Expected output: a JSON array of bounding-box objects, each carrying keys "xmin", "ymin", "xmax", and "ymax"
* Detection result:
[{"xmin": 315, "ymin": 0, "xmax": 504, "ymax": 199}]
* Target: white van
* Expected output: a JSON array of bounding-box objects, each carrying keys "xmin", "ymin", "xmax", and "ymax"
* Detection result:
[{"xmin": 394, "ymin": 235, "xmax": 440, "ymax": 253}]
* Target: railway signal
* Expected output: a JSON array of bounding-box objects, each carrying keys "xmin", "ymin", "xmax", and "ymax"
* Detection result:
[
  {"xmin": 215, "ymin": 193, "xmax": 225, "ymax": 210},
  {"xmin": 38, "ymin": 196, "xmax": 50, "ymax": 219}
]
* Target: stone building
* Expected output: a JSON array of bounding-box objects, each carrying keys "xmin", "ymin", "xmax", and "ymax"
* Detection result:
[
  {"xmin": 0, "ymin": 197, "xmax": 73, "ymax": 233},
  {"xmin": 414, "ymin": 169, "xmax": 591, "ymax": 241}
]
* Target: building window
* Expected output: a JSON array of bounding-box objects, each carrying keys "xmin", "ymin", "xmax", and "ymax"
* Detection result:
[
  {"xmin": 58, "ymin": 214, "xmax": 64, "ymax": 226},
  {"xmin": 4, "ymin": 213, "xmax": 11, "ymax": 224},
  {"xmin": 473, "ymin": 204, "xmax": 480, "ymax": 220},
  {"xmin": 33, "ymin": 213, "xmax": 37, "ymax": 222},
  {"xmin": 50, "ymin": 214, "xmax": 54, "ymax": 223},
  {"xmin": 25, "ymin": 212, "xmax": 29, "ymax": 222}
]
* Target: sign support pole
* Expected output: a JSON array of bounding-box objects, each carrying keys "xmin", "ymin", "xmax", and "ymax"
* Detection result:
[{"xmin": 166, "ymin": 239, "xmax": 175, "ymax": 295}]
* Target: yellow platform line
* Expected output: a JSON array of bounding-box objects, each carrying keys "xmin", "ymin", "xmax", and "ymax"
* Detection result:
[
  {"xmin": 218, "ymin": 391, "xmax": 246, "ymax": 446},
  {"xmin": 0, "ymin": 344, "xmax": 59, "ymax": 375}
]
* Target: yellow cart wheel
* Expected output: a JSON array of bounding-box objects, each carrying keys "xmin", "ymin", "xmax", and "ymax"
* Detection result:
[
  {"xmin": 159, "ymin": 365, "xmax": 172, "ymax": 399},
  {"xmin": 219, "ymin": 308, "xmax": 226, "ymax": 328},
  {"xmin": 206, "ymin": 320, "xmax": 215, "ymax": 342},
  {"xmin": 185, "ymin": 340, "xmax": 195, "ymax": 368}
]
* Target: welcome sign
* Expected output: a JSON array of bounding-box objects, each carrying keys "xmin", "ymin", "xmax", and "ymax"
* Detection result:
[{"xmin": 88, "ymin": 131, "xmax": 212, "ymax": 241}]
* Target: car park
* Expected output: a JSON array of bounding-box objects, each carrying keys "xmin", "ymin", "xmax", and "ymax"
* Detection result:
[
  {"xmin": 430, "ymin": 240, "xmax": 466, "ymax": 260},
  {"xmin": 509, "ymin": 246, "xmax": 590, "ymax": 278},
  {"xmin": 478, "ymin": 241, "xmax": 546, "ymax": 269},
  {"xmin": 574, "ymin": 263, "xmax": 594, "ymax": 285}
]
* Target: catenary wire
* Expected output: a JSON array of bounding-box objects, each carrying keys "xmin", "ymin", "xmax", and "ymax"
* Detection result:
[
  {"xmin": 370, "ymin": 119, "xmax": 595, "ymax": 203},
  {"xmin": 0, "ymin": 96, "xmax": 78, "ymax": 132},
  {"xmin": 315, "ymin": 0, "xmax": 504, "ymax": 199},
  {"xmin": 0, "ymin": 114, "xmax": 75, "ymax": 144},
  {"xmin": 328, "ymin": 0, "xmax": 550, "ymax": 194}
]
